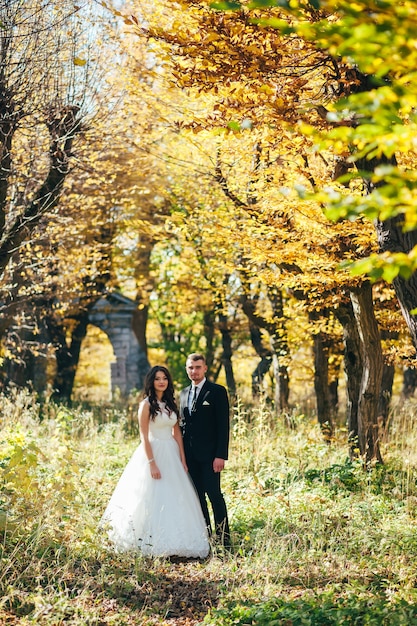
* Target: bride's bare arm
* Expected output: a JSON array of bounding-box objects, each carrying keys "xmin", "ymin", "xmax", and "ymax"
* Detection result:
[{"xmin": 138, "ymin": 399, "xmax": 161, "ymax": 479}]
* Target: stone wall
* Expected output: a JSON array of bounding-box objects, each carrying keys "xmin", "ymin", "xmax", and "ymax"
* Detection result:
[{"xmin": 89, "ymin": 292, "xmax": 145, "ymax": 396}]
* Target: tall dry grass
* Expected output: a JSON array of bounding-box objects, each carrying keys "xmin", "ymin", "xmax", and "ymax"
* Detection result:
[{"xmin": 2, "ymin": 390, "xmax": 417, "ymax": 624}]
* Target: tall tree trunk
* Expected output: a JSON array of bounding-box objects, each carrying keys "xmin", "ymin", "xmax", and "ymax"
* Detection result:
[
  {"xmin": 4, "ymin": 328, "xmax": 33, "ymax": 389},
  {"xmin": 269, "ymin": 338, "xmax": 290, "ymax": 412},
  {"xmin": 268, "ymin": 334, "xmax": 289, "ymax": 412},
  {"xmin": 132, "ymin": 306, "xmax": 151, "ymax": 389},
  {"xmin": 132, "ymin": 232, "xmax": 155, "ymax": 387},
  {"xmin": 335, "ymin": 300, "xmax": 363, "ymax": 457},
  {"xmin": 309, "ymin": 309, "xmax": 341, "ymax": 438},
  {"xmin": 51, "ymin": 313, "xmax": 89, "ymax": 403},
  {"xmin": 252, "ymin": 356, "xmax": 273, "ymax": 397},
  {"xmin": 240, "ymin": 285, "xmax": 290, "ymax": 410},
  {"xmin": 328, "ymin": 378, "xmax": 339, "ymax": 420},
  {"xmin": 376, "ymin": 330, "xmax": 397, "ymax": 427},
  {"xmin": 377, "ymin": 218, "xmax": 417, "ymax": 351},
  {"xmin": 268, "ymin": 287, "xmax": 289, "ymax": 411},
  {"xmin": 378, "ymin": 362, "xmax": 394, "ymax": 429},
  {"xmin": 218, "ymin": 312, "xmax": 236, "ymax": 397},
  {"xmin": 402, "ymin": 366, "xmax": 417, "ymax": 398},
  {"xmin": 350, "ymin": 282, "xmax": 383, "ymax": 464},
  {"xmin": 249, "ymin": 322, "xmax": 272, "ymax": 397},
  {"xmin": 203, "ymin": 309, "xmax": 216, "ymax": 372},
  {"xmin": 312, "ymin": 329, "xmax": 333, "ymax": 441}
]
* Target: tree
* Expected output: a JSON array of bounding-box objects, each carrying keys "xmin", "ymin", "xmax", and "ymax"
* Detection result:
[
  {"xmin": 124, "ymin": 0, "xmax": 412, "ymax": 460},
  {"xmin": 0, "ymin": 0, "xmax": 100, "ymax": 393},
  {"xmin": 0, "ymin": 1, "xmax": 94, "ymax": 278},
  {"xmin": 0, "ymin": 3, "xmax": 172, "ymax": 398},
  {"xmin": 266, "ymin": 0, "xmax": 417, "ymax": 348}
]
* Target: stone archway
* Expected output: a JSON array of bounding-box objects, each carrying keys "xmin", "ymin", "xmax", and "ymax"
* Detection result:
[{"xmin": 89, "ymin": 292, "xmax": 148, "ymax": 396}]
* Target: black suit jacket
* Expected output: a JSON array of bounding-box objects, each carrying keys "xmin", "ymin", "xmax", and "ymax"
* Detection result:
[{"xmin": 180, "ymin": 380, "xmax": 230, "ymax": 463}]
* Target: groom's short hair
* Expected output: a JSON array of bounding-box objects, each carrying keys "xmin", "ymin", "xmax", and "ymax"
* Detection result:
[{"xmin": 187, "ymin": 352, "xmax": 206, "ymax": 363}]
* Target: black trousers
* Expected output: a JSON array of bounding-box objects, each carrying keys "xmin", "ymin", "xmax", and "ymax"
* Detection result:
[{"xmin": 187, "ymin": 457, "xmax": 231, "ymax": 546}]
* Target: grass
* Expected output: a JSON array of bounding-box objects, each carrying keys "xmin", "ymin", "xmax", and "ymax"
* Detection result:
[{"xmin": 2, "ymin": 390, "xmax": 417, "ymax": 624}]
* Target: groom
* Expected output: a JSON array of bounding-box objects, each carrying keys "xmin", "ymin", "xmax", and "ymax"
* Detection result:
[{"xmin": 180, "ymin": 352, "xmax": 231, "ymax": 548}]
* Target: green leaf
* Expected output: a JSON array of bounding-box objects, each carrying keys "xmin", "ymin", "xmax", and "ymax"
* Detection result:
[
  {"xmin": 210, "ymin": 0, "xmax": 242, "ymax": 10},
  {"xmin": 248, "ymin": 0, "xmax": 290, "ymax": 7},
  {"xmin": 227, "ymin": 120, "xmax": 241, "ymax": 132},
  {"xmin": 381, "ymin": 263, "xmax": 401, "ymax": 283},
  {"xmin": 250, "ymin": 17, "xmax": 294, "ymax": 34}
]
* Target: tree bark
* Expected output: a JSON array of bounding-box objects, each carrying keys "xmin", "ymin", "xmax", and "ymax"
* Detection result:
[
  {"xmin": 335, "ymin": 300, "xmax": 363, "ymax": 457},
  {"xmin": 312, "ymin": 329, "xmax": 333, "ymax": 441},
  {"xmin": 203, "ymin": 309, "xmax": 216, "ymax": 373},
  {"xmin": 240, "ymin": 284, "xmax": 290, "ymax": 410},
  {"xmin": 268, "ymin": 287, "xmax": 290, "ymax": 411},
  {"xmin": 350, "ymin": 282, "xmax": 383, "ymax": 463},
  {"xmin": 309, "ymin": 308, "xmax": 342, "ymax": 438},
  {"xmin": 378, "ymin": 362, "xmax": 394, "ymax": 429},
  {"xmin": 328, "ymin": 378, "xmax": 339, "ymax": 419},
  {"xmin": 0, "ymin": 105, "xmax": 82, "ymax": 278},
  {"xmin": 377, "ymin": 217, "xmax": 417, "ymax": 351},
  {"xmin": 218, "ymin": 311, "xmax": 236, "ymax": 398},
  {"xmin": 402, "ymin": 366, "xmax": 417, "ymax": 398},
  {"xmin": 131, "ymin": 306, "xmax": 151, "ymax": 389},
  {"xmin": 249, "ymin": 322, "xmax": 272, "ymax": 397},
  {"xmin": 51, "ymin": 314, "xmax": 89, "ymax": 404},
  {"xmin": 270, "ymin": 341, "xmax": 290, "ymax": 412}
]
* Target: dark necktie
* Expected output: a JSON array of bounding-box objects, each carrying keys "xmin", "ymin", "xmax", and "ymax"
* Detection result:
[{"xmin": 191, "ymin": 386, "xmax": 198, "ymax": 412}]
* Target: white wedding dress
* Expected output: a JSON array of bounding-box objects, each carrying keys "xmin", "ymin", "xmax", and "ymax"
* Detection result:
[{"xmin": 101, "ymin": 401, "xmax": 209, "ymax": 558}]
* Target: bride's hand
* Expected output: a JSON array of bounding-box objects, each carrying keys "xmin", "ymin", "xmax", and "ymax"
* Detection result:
[
  {"xmin": 182, "ymin": 460, "xmax": 188, "ymax": 473},
  {"xmin": 150, "ymin": 461, "xmax": 161, "ymax": 479}
]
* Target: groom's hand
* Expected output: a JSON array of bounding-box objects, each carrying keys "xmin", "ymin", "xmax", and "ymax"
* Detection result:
[{"xmin": 213, "ymin": 458, "xmax": 225, "ymax": 473}]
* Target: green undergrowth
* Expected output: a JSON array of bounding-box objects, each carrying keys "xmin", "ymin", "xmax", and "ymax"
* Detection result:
[
  {"xmin": 204, "ymin": 593, "xmax": 417, "ymax": 625},
  {"xmin": 2, "ymin": 390, "xmax": 417, "ymax": 624}
]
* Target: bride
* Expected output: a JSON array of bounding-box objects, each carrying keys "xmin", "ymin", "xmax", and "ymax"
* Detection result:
[{"xmin": 101, "ymin": 365, "xmax": 210, "ymax": 558}]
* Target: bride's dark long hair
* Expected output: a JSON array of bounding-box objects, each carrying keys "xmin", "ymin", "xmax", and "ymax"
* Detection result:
[{"xmin": 143, "ymin": 365, "xmax": 178, "ymax": 420}]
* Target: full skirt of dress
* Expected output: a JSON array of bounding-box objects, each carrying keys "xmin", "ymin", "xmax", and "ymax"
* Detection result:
[{"xmin": 100, "ymin": 422, "xmax": 210, "ymax": 558}]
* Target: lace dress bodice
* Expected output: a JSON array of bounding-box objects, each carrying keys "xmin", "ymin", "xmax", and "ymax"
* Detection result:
[{"xmin": 148, "ymin": 402, "xmax": 177, "ymax": 440}]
